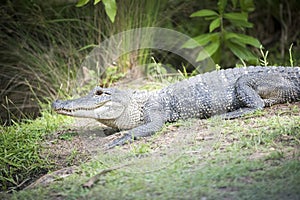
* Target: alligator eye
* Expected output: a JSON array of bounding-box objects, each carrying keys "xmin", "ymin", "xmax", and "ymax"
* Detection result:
[{"xmin": 95, "ymin": 90, "xmax": 103, "ymax": 96}]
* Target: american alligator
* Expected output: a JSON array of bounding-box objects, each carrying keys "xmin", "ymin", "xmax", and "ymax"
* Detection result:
[{"xmin": 52, "ymin": 66, "xmax": 300, "ymax": 148}]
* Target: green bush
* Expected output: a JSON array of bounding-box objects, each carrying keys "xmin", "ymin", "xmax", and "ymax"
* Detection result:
[{"xmin": 183, "ymin": 0, "xmax": 261, "ymax": 66}]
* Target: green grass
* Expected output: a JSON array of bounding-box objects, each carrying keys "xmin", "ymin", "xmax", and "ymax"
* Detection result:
[
  {"xmin": 0, "ymin": 108, "xmax": 73, "ymax": 191},
  {"xmin": 0, "ymin": 0, "xmax": 172, "ymax": 125},
  {"xmin": 2, "ymin": 104, "xmax": 299, "ymax": 200}
]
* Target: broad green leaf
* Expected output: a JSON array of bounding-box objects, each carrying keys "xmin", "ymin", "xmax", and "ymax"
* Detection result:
[
  {"xmin": 240, "ymin": 0, "xmax": 255, "ymax": 12},
  {"xmin": 227, "ymin": 19, "xmax": 253, "ymax": 28},
  {"xmin": 196, "ymin": 51, "xmax": 211, "ymax": 62},
  {"xmin": 225, "ymin": 32, "xmax": 261, "ymax": 47},
  {"xmin": 205, "ymin": 16, "xmax": 219, "ymax": 21},
  {"xmin": 224, "ymin": 12, "xmax": 248, "ymax": 22},
  {"xmin": 195, "ymin": 33, "xmax": 219, "ymax": 46},
  {"xmin": 224, "ymin": 32, "xmax": 246, "ymax": 48},
  {"xmin": 226, "ymin": 40, "xmax": 257, "ymax": 62},
  {"xmin": 196, "ymin": 40, "xmax": 220, "ymax": 62},
  {"xmin": 76, "ymin": 0, "xmax": 90, "ymax": 7},
  {"xmin": 209, "ymin": 18, "xmax": 221, "ymax": 32},
  {"xmin": 191, "ymin": 9, "xmax": 218, "ymax": 18},
  {"xmin": 94, "ymin": 0, "xmax": 101, "ymax": 5},
  {"xmin": 182, "ymin": 39, "xmax": 201, "ymax": 49},
  {"xmin": 218, "ymin": 0, "xmax": 228, "ymax": 14},
  {"xmin": 230, "ymin": 38, "xmax": 246, "ymax": 48},
  {"xmin": 234, "ymin": 34, "xmax": 261, "ymax": 47},
  {"xmin": 102, "ymin": 0, "xmax": 117, "ymax": 23},
  {"xmin": 224, "ymin": 31, "xmax": 237, "ymax": 40},
  {"xmin": 182, "ymin": 33, "xmax": 219, "ymax": 49}
]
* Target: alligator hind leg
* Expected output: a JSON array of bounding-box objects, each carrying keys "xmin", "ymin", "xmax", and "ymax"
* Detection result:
[{"xmin": 219, "ymin": 73, "xmax": 295, "ymax": 119}]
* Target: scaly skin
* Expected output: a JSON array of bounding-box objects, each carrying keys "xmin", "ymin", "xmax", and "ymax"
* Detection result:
[{"xmin": 52, "ymin": 66, "xmax": 300, "ymax": 148}]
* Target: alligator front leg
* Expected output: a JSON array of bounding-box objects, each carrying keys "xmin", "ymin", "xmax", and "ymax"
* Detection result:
[
  {"xmin": 106, "ymin": 102, "xmax": 166, "ymax": 148},
  {"xmin": 106, "ymin": 119, "xmax": 165, "ymax": 148}
]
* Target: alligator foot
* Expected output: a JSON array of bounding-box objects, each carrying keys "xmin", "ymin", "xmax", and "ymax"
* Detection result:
[
  {"xmin": 106, "ymin": 134, "xmax": 135, "ymax": 149},
  {"xmin": 218, "ymin": 107, "xmax": 262, "ymax": 119}
]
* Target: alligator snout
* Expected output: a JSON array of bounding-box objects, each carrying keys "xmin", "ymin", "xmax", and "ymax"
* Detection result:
[
  {"xmin": 52, "ymin": 100, "xmax": 64, "ymax": 110},
  {"xmin": 52, "ymin": 99, "xmax": 75, "ymax": 114}
]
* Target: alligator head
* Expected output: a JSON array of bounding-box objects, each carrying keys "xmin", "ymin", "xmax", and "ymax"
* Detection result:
[{"xmin": 52, "ymin": 86, "xmax": 129, "ymax": 128}]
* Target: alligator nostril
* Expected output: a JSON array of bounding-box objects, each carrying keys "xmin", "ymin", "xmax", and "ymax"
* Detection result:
[{"xmin": 52, "ymin": 100, "xmax": 62, "ymax": 109}]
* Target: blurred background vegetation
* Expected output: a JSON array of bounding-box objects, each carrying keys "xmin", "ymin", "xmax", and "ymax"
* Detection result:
[{"xmin": 1, "ymin": 0, "xmax": 299, "ymax": 125}]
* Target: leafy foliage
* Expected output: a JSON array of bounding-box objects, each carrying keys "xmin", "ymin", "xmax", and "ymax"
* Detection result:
[
  {"xmin": 183, "ymin": 0, "xmax": 261, "ymax": 65},
  {"xmin": 76, "ymin": 0, "xmax": 117, "ymax": 23}
]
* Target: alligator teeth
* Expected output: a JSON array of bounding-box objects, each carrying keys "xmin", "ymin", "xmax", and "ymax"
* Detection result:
[{"xmin": 56, "ymin": 107, "xmax": 99, "ymax": 112}]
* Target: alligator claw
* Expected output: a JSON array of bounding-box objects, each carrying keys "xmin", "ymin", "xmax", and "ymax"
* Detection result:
[{"xmin": 106, "ymin": 134, "xmax": 134, "ymax": 149}]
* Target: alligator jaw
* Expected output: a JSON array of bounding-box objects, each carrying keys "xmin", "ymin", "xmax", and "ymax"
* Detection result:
[
  {"xmin": 54, "ymin": 105, "xmax": 105, "ymax": 116},
  {"xmin": 52, "ymin": 99, "xmax": 109, "ymax": 118},
  {"xmin": 52, "ymin": 96, "xmax": 126, "ymax": 121}
]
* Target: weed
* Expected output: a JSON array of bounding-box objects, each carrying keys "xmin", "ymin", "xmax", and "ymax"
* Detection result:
[
  {"xmin": 259, "ymin": 45, "xmax": 269, "ymax": 66},
  {"xmin": 0, "ymin": 0, "xmax": 171, "ymax": 125},
  {"xmin": 0, "ymin": 108, "xmax": 72, "ymax": 191},
  {"xmin": 66, "ymin": 149, "xmax": 80, "ymax": 166},
  {"xmin": 183, "ymin": 0, "xmax": 261, "ymax": 65},
  {"xmin": 58, "ymin": 132, "xmax": 79, "ymax": 141},
  {"xmin": 265, "ymin": 151, "xmax": 284, "ymax": 160},
  {"xmin": 130, "ymin": 143, "xmax": 151, "ymax": 155},
  {"xmin": 289, "ymin": 43, "xmax": 294, "ymax": 67}
]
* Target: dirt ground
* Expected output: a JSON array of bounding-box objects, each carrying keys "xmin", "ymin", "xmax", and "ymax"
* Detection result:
[{"xmin": 28, "ymin": 101, "xmax": 300, "ymax": 189}]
